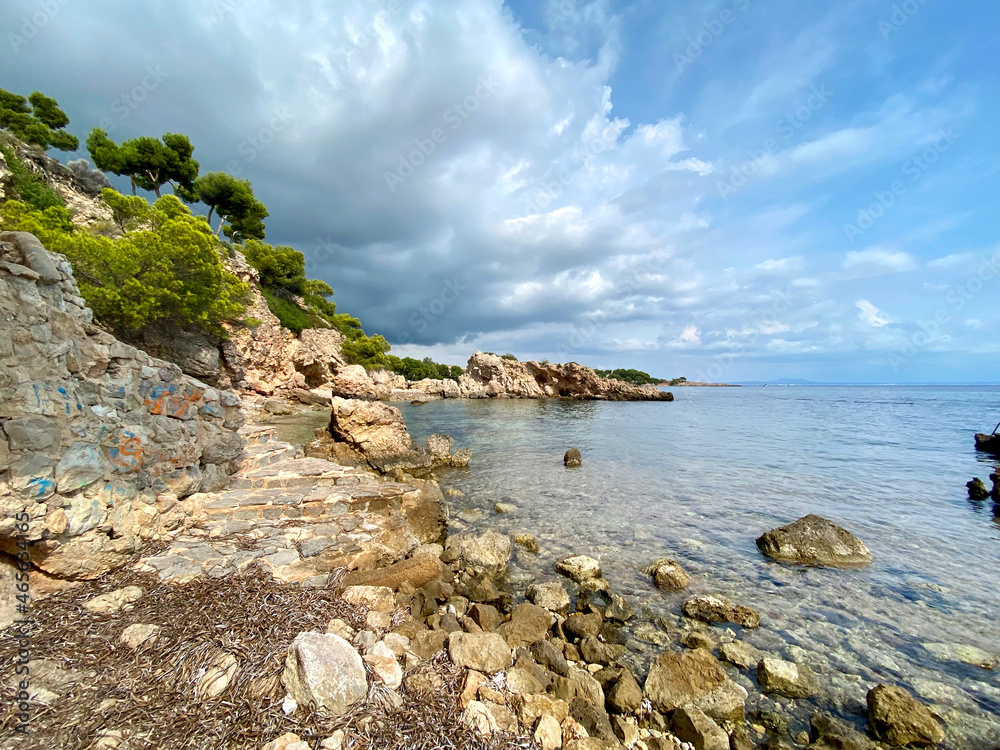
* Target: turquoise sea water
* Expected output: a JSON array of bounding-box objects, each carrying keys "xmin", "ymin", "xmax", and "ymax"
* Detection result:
[{"xmin": 394, "ymin": 387, "xmax": 1000, "ymax": 747}]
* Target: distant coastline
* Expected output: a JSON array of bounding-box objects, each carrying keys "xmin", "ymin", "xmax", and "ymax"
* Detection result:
[{"xmin": 657, "ymin": 381, "xmax": 740, "ymax": 387}]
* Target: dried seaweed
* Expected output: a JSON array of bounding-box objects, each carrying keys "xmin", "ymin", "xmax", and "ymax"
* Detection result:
[{"xmin": 0, "ymin": 562, "xmax": 533, "ymax": 750}]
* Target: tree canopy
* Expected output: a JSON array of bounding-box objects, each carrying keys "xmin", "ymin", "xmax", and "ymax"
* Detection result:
[
  {"xmin": 0, "ymin": 88, "xmax": 78, "ymax": 152},
  {"xmin": 184, "ymin": 171, "xmax": 269, "ymax": 241},
  {"xmin": 86, "ymin": 129, "xmax": 199, "ymax": 197}
]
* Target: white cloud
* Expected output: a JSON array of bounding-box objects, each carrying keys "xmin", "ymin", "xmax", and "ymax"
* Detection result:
[
  {"xmin": 927, "ymin": 252, "xmax": 974, "ymax": 270},
  {"xmin": 856, "ymin": 299, "xmax": 890, "ymax": 328},
  {"xmin": 844, "ymin": 248, "xmax": 918, "ymax": 273}
]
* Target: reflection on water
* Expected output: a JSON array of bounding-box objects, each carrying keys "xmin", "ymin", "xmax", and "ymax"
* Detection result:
[{"xmin": 398, "ymin": 387, "xmax": 1000, "ymax": 748}]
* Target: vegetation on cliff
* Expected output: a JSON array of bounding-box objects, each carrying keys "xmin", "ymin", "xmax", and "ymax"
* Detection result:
[
  {"xmin": 0, "ymin": 193, "xmax": 250, "ymax": 335},
  {"xmin": 0, "ymin": 92, "xmax": 464, "ymax": 381},
  {"xmin": 0, "ymin": 87, "xmax": 79, "ymax": 152}
]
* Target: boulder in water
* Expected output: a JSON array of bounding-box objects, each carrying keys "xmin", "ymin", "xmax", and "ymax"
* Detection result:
[
  {"xmin": 967, "ymin": 478, "xmax": 990, "ymax": 500},
  {"xmin": 756, "ymin": 514, "xmax": 872, "ymax": 567},
  {"xmin": 974, "ymin": 432, "xmax": 1000, "ymax": 455},
  {"xmin": 867, "ymin": 684, "xmax": 944, "ymax": 747},
  {"xmin": 564, "ymin": 448, "xmax": 582, "ymax": 467}
]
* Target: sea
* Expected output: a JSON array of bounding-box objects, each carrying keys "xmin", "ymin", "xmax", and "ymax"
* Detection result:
[{"xmin": 273, "ymin": 386, "xmax": 1000, "ymax": 746}]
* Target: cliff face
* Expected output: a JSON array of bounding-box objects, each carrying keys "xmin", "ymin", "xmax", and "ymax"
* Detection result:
[
  {"xmin": 136, "ymin": 250, "xmax": 347, "ymax": 395},
  {"xmin": 457, "ymin": 351, "xmax": 673, "ymax": 401},
  {"xmin": 0, "ymin": 231, "xmax": 246, "ymax": 579}
]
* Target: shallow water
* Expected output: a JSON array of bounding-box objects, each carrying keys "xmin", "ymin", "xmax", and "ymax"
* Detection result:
[{"xmin": 396, "ymin": 387, "xmax": 1000, "ymax": 747}]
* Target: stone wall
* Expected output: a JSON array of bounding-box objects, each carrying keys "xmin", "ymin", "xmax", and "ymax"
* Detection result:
[{"xmin": 0, "ymin": 231, "xmax": 246, "ymax": 579}]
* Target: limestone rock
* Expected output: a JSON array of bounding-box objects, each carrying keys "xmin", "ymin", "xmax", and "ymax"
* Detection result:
[
  {"xmin": 564, "ymin": 612, "xmax": 604, "ymax": 641},
  {"xmin": 461, "ymin": 700, "xmax": 498, "ymax": 736},
  {"xmin": 606, "ymin": 668, "xmax": 643, "ymax": 714},
  {"xmin": 809, "ymin": 713, "xmax": 876, "ymax": 750},
  {"xmin": 364, "ymin": 641, "xmax": 403, "ymax": 689},
  {"xmin": 643, "ymin": 558, "xmax": 691, "ymax": 590},
  {"xmin": 341, "ymin": 585, "xmax": 396, "ymax": 613},
  {"xmin": 330, "ymin": 365, "xmax": 378, "ymax": 400},
  {"xmin": 448, "ymin": 632, "xmax": 512, "ymax": 673},
  {"xmin": 556, "ymin": 554, "xmax": 602, "ymax": 582},
  {"xmin": 120, "ymin": 623, "xmax": 161, "ymax": 649},
  {"xmin": 645, "ymin": 649, "xmax": 747, "ymax": 721},
  {"xmin": 682, "ymin": 595, "xmax": 760, "ymax": 629},
  {"xmin": 564, "ymin": 448, "xmax": 582, "ymax": 467},
  {"xmin": 527, "ymin": 581, "xmax": 571, "ymax": 613},
  {"xmin": 327, "ymin": 397, "xmax": 468, "ymax": 473},
  {"xmin": 460, "ymin": 352, "xmax": 674, "ymax": 401},
  {"xmin": 444, "ymin": 531, "xmax": 512, "ymax": 573},
  {"xmin": 0, "ymin": 557, "xmax": 18, "ymax": 630},
  {"xmin": 497, "ymin": 603, "xmax": 554, "ymax": 648},
  {"xmin": 196, "ymin": 650, "xmax": 239, "ymax": 699},
  {"xmin": 867, "ymin": 684, "xmax": 944, "ymax": 747},
  {"xmin": 535, "ymin": 714, "xmax": 563, "ymax": 750},
  {"xmin": 530, "ymin": 638, "xmax": 570, "ymax": 677},
  {"xmin": 570, "ymin": 697, "xmax": 616, "ymax": 741},
  {"xmin": 756, "ymin": 515, "xmax": 873, "ymax": 567},
  {"xmin": 83, "ymin": 585, "xmax": 144, "ymax": 614},
  {"xmin": 342, "ymin": 554, "xmax": 444, "ymax": 591},
  {"xmin": 282, "ymin": 632, "xmax": 368, "ymax": 717},
  {"xmin": 671, "ymin": 706, "xmax": 730, "ymax": 750},
  {"xmin": 719, "ymin": 641, "xmax": 761, "ymax": 669},
  {"xmin": 757, "ymin": 657, "xmax": 819, "ymax": 698}
]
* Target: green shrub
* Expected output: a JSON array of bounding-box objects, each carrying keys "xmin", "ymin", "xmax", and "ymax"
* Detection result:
[
  {"xmin": 0, "ymin": 194, "xmax": 250, "ymax": 336},
  {"xmin": 261, "ymin": 289, "xmax": 316, "ymax": 333},
  {"xmin": 0, "ymin": 141, "xmax": 65, "ymax": 211},
  {"xmin": 595, "ymin": 368, "xmax": 664, "ymax": 385},
  {"xmin": 241, "ymin": 240, "xmax": 306, "ymax": 295},
  {"xmin": 341, "ymin": 333, "xmax": 391, "ymax": 369},
  {"xmin": 384, "ymin": 355, "xmax": 463, "ymax": 381}
]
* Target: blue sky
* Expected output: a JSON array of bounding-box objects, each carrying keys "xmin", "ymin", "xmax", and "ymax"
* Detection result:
[{"xmin": 1, "ymin": 0, "xmax": 998, "ymax": 382}]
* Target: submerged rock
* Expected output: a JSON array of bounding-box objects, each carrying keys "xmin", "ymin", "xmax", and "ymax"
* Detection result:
[
  {"xmin": 564, "ymin": 448, "xmax": 582, "ymax": 467},
  {"xmin": 756, "ymin": 514, "xmax": 873, "ymax": 567},
  {"xmin": 683, "ymin": 595, "xmax": 760, "ymax": 629},
  {"xmin": 757, "ymin": 657, "xmax": 819, "ymax": 698},
  {"xmin": 643, "ymin": 557, "xmax": 692, "ymax": 590},
  {"xmin": 645, "ymin": 649, "xmax": 747, "ymax": 721},
  {"xmin": 867, "ymin": 684, "xmax": 944, "ymax": 747},
  {"xmin": 671, "ymin": 706, "xmax": 730, "ymax": 750},
  {"xmin": 556, "ymin": 554, "xmax": 602, "ymax": 582}
]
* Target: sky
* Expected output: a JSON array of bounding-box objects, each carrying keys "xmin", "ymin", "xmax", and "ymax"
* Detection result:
[{"xmin": 1, "ymin": 0, "xmax": 998, "ymax": 383}]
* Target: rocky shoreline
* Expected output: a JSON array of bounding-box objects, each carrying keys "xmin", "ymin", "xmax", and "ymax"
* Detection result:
[{"xmin": 0, "ymin": 233, "xmax": 978, "ymax": 749}]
